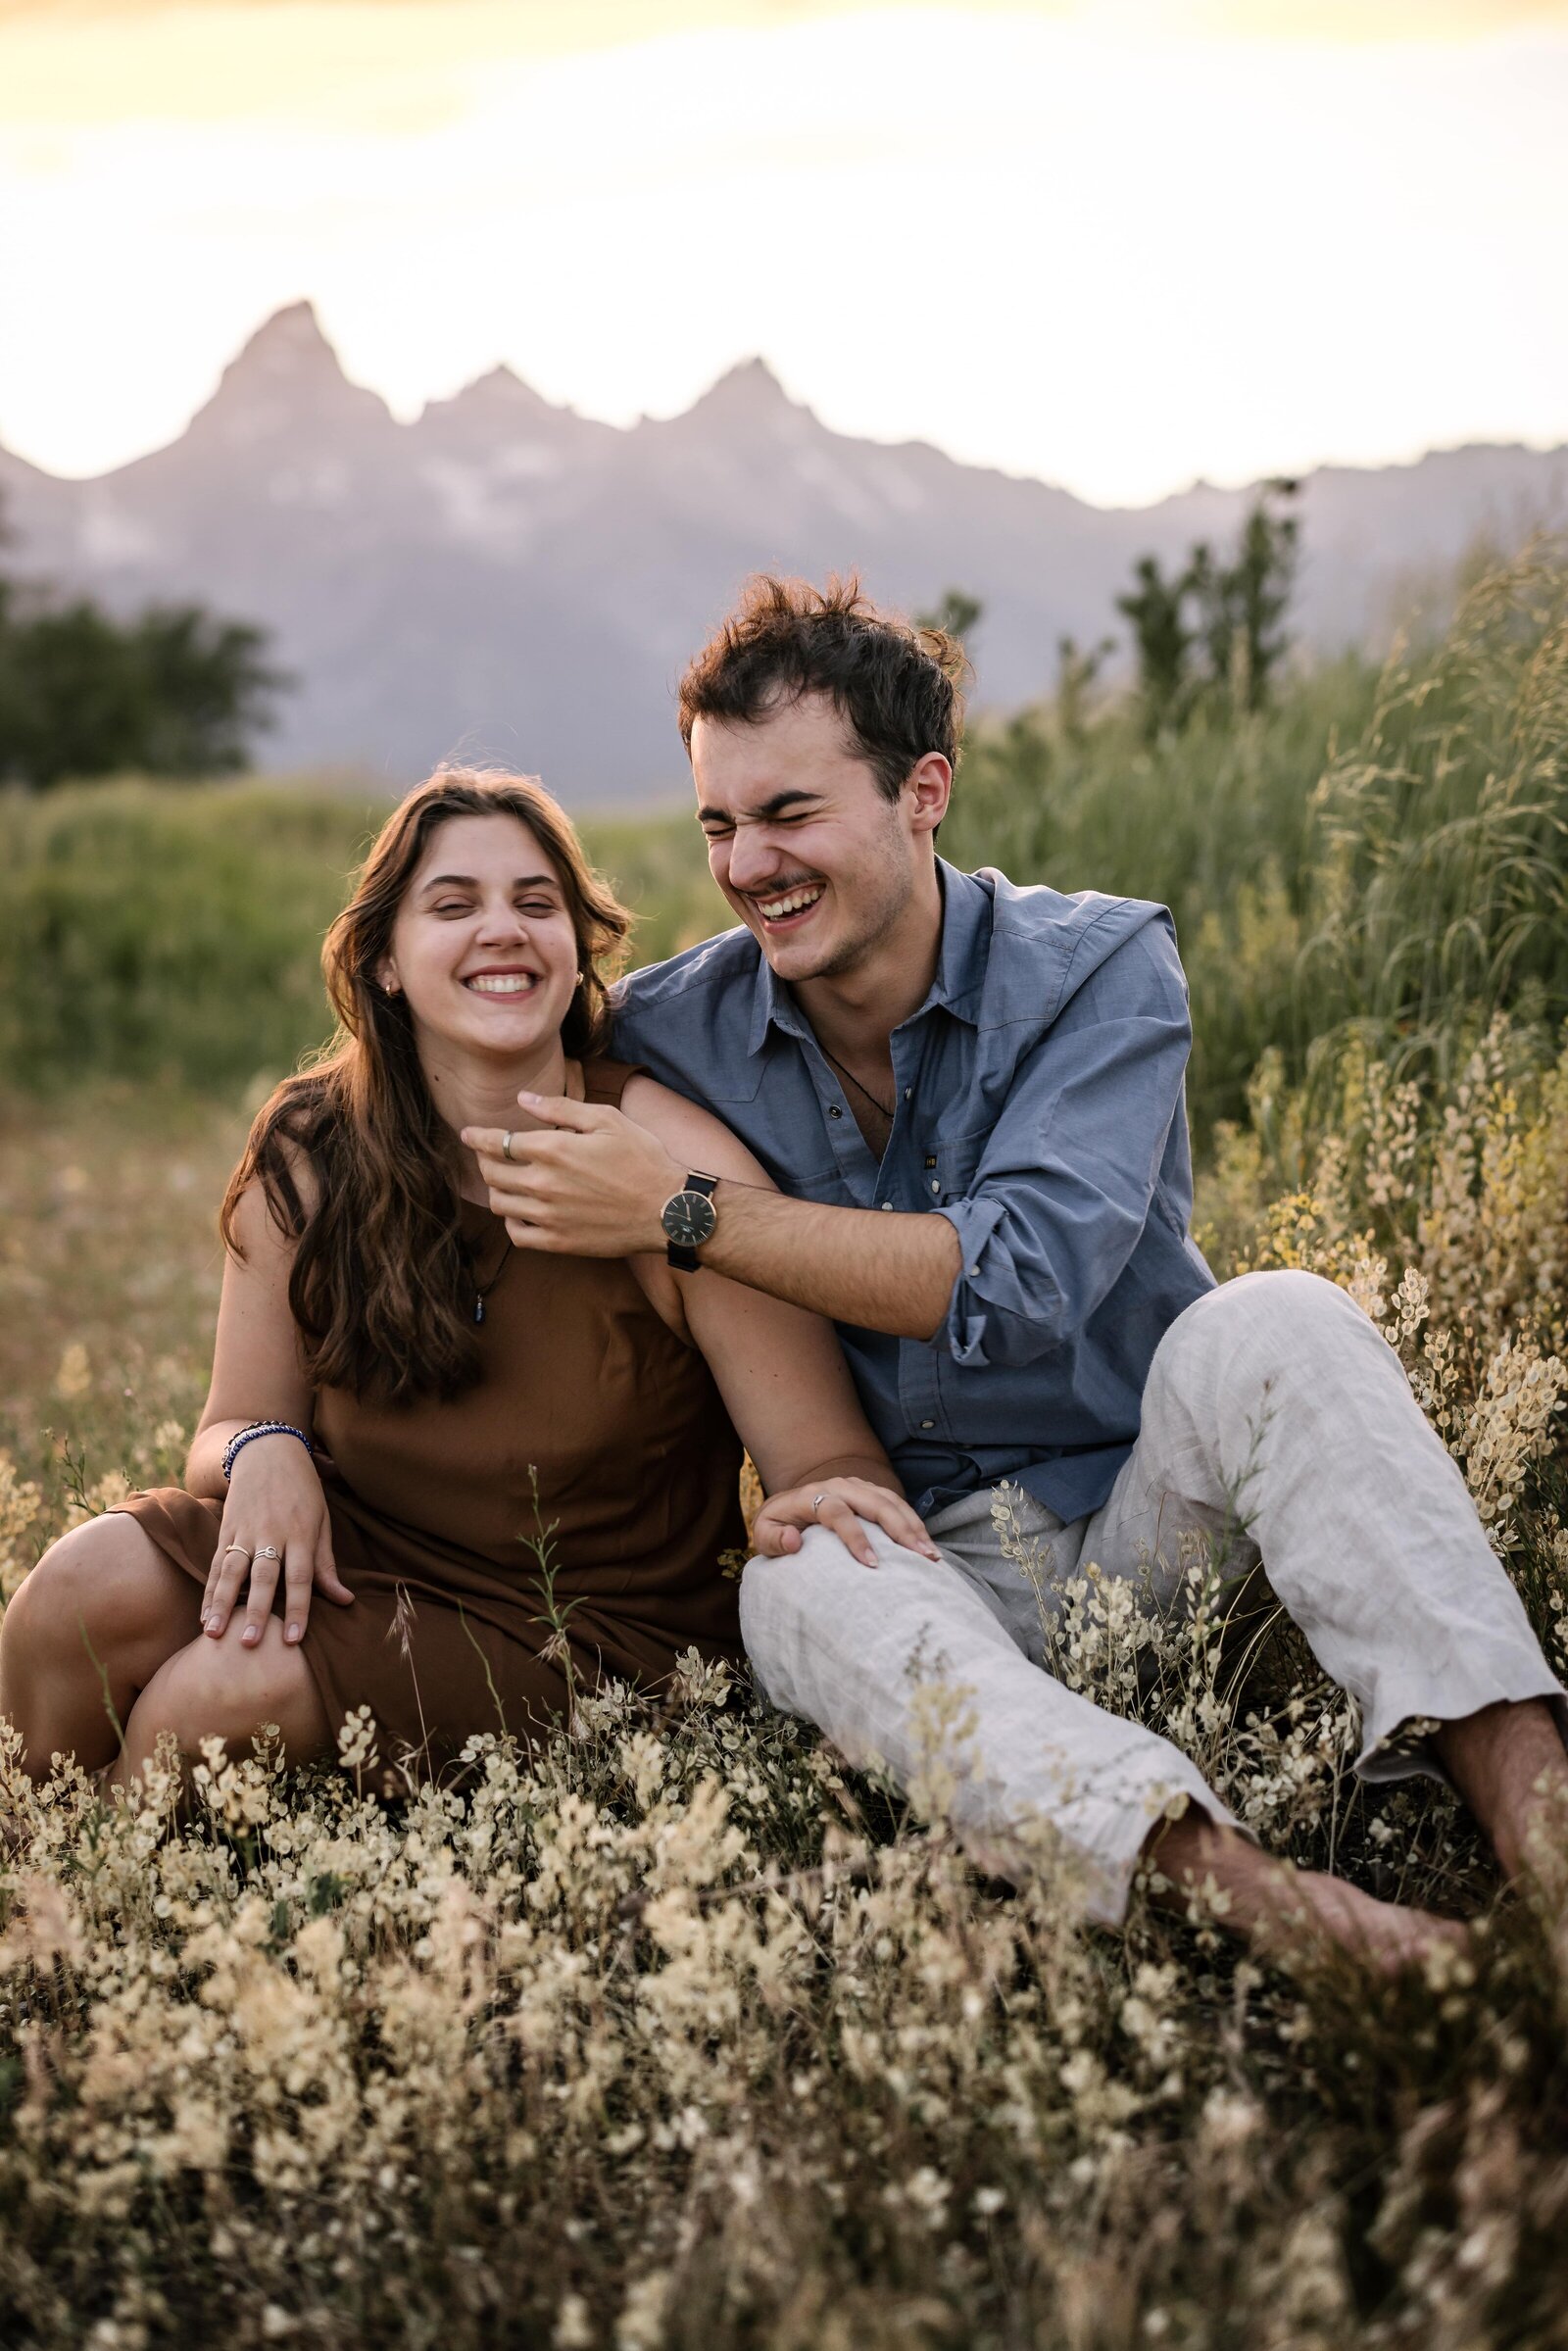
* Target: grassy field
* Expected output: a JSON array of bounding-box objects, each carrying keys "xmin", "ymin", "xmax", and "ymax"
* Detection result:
[
  {"xmin": 1, "ymin": 557, "xmax": 1567, "ymax": 2347},
  {"xmin": 0, "ymin": 786, "xmax": 723, "ymax": 1099}
]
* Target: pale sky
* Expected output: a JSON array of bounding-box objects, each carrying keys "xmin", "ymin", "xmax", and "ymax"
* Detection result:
[{"xmin": 2, "ymin": 0, "xmax": 1565, "ymax": 506}]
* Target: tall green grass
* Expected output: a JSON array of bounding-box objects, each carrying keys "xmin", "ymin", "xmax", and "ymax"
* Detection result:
[
  {"xmin": 0, "ymin": 781, "xmax": 722, "ymax": 1098},
  {"xmin": 945, "ymin": 655, "xmax": 1381, "ymax": 1137},
  {"xmin": 946, "ymin": 549, "xmax": 1568, "ymax": 1140},
  {"xmin": 3, "ymin": 550, "xmax": 1565, "ymax": 1136}
]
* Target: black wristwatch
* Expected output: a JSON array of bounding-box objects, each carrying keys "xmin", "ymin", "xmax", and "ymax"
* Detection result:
[{"xmin": 661, "ymin": 1169, "xmax": 718, "ymax": 1271}]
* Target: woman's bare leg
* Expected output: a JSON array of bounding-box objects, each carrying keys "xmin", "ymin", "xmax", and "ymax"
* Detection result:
[
  {"xmin": 0, "ymin": 1514, "xmax": 203, "ymax": 1778},
  {"xmin": 109, "ymin": 1615, "xmax": 333, "ymax": 1790}
]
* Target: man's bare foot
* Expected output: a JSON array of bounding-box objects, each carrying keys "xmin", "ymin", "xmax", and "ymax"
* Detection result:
[
  {"xmin": 1244, "ymin": 1863, "xmax": 1470, "ymax": 1976},
  {"xmin": 1146, "ymin": 1810, "xmax": 1469, "ymax": 1977}
]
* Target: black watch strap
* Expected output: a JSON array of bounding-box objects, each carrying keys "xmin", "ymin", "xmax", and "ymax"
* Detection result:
[{"xmin": 664, "ymin": 1170, "xmax": 718, "ymax": 1273}]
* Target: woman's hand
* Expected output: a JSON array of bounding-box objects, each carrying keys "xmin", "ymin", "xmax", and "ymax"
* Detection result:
[
  {"xmin": 201, "ymin": 1435, "xmax": 352, "ymax": 1648},
  {"xmin": 751, "ymin": 1476, "xmax": 942, "ymax": 1570}
]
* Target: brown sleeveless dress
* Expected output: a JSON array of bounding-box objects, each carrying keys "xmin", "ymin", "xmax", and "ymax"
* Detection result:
[{"xmin": 115, "ymin": 1061, "xmax": 747, "ymax": 1773}]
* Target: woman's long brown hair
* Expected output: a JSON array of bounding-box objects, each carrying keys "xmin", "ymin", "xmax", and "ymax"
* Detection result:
[{"xmin": 220, "ymin": 769, "xmax": 632, "ymax": 1406}]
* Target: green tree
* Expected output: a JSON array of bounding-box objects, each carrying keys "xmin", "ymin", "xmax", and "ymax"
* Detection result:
[
  {"xmin": 915, "ymin": 588, "xmax": 984, "ymax": 650},
  {"xmin": 125, "ymin": 605, "xmax": 283, "ymax": 776},
  {"xmin": 0, "ymin": 495, "xmax": 285, "ymax": 786},
  {"xmin": 1054, "ymin": 632, "xmax": 1115, "ymax": 746},
  {"xmin": 1187, "ymin": 479, "xmax": 1300, "ymax": 712},
  {"xmin": 1115, "ymin": 555, "xmax": 1194, "ymax": 736},
  {"xmin": 1117, "ymin": 479, "xmax": 1300, "ymax": 735}
]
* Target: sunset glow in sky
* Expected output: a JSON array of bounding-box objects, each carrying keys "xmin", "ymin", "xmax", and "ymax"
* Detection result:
[{"xmin": 3, "ymin": 0, "xmax": 1566, "ymax": 505}]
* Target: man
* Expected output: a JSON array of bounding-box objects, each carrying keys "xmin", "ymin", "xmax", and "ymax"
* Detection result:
[{"xmin": 467, "ymin": 575, "xmax": 1567, "ymax": 1965}]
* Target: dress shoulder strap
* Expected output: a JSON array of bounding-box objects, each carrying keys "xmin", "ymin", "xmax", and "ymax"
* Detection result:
[{"xmin": 579, "ymin": 1056, "xmax": 646, "ymax": 1110}]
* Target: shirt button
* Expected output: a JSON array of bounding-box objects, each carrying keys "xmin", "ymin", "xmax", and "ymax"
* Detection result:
[
  {"xmin": 967, "ymin": 1265, "xmax": 980, "ymax": 1276},
  {"xmin": 930, "ymin": 1179, "xmax": 941, "ymax": 1194},
  {"xmin": 827, "ymin": 1104, "xmax": 842, "ymax": 1118},
  {"xmin": 904, "ymin": 1088, "xmax": 912, "ymax": 1100},
  {"xmin": 920, "ymin": 1419, "xmax": 935, "ymax": 1430},
  {"xmin": 880, "ymin": 1201, "xmax": 894, "ymax": 1211}
]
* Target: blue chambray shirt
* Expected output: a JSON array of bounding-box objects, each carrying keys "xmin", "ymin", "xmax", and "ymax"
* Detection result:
[{"xmin": 611, "ymin": 859, "xmax": 1215, "ymax": 1525}]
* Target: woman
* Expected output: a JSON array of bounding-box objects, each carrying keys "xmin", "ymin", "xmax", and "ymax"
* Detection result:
[{"xmin": 0, "ymin": 770, "xmax": 936, "ymax": 1787}]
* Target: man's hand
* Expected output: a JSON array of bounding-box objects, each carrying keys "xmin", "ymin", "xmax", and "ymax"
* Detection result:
[{"xmin": 462, "ymin": 1096, "xmax": 684, "ymax": 1256}]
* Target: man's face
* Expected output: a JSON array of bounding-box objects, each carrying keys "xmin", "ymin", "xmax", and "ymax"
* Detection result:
[{"xmin": 692, "ymin": 692, "xmax": 942, "ymax": 985}]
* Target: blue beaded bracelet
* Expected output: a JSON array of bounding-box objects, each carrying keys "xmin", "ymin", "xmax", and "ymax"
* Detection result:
[{"xmin": 222, "ymin": 1420, "xmax": 314, "ymax": 1482}]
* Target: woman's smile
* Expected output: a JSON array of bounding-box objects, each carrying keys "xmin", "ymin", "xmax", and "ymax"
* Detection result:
[{"xmin": 462, "ymin": 966, "xmax": 542, "ymax": 997}]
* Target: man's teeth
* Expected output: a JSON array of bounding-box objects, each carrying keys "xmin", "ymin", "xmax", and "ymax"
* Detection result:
[
  {"xmin": 758, "ymin": 885, "xmax": 823, "ymax": 921},
  {"xmin": 466, "ymin": 974, "xmax": 538, "ymax": 995}
]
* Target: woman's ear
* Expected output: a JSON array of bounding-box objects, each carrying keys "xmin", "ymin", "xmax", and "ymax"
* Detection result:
[{"xmin": 376, "ymin": 958, "xmax": 402, "ymax": 997}]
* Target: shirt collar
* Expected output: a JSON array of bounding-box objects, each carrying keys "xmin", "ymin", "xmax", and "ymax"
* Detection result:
[{"xmin": 746, "ymin": 857, "xmax": 991, "ymax": 1055}]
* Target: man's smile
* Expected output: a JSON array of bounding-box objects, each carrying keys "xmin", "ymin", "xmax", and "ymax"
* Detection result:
[{"xmin": 747, "ymin": 880, "xmax": 826, "ymax": 931}]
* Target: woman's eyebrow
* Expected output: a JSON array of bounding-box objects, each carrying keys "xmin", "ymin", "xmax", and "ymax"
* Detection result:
[{"xmin": 417, "ymin": 871, "xmax": 559, "ymax": 893}]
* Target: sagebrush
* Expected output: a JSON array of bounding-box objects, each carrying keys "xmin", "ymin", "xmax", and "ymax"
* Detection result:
[{"xmin": 3, "ymin": 554, "xmax": 1568, "ymax": 2347}]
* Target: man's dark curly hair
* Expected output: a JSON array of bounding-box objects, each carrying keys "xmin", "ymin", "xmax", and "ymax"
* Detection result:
[{"xmin": 677, "ymin": 573, "xmax": 968, "ymax": 803}]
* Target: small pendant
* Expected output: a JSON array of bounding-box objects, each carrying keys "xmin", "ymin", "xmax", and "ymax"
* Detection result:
[{"xmin": 473, "ymin": 1297, "xmax": 485, "ymax": 1325}]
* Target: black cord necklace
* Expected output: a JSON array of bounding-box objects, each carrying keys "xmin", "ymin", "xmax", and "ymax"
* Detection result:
[
  {"xmin": 819, "ymin": 1041, "xmax": 896, "ymax": 1122},
  {"xmin": 460, "ymin": 1227, "xmax": 514, "ymax": 1325}
]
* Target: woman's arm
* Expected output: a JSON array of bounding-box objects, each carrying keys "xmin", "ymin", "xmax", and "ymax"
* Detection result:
[
  {"xmin": 620, "ymin": 1077, "xmax": 940, "ymax": 1569},
  {"xmin": 187, "ymin": 1171, "xmax": 353, "ymax": 1645},
  {"xmin": 187, "ymin": 1176, "xmax": 316, "ymax": 1495}
]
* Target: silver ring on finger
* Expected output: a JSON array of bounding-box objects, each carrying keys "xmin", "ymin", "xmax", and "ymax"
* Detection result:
[
  {"xmin": 254, "ymin": 1544, "xmax": 280, "ymax": 1561},
  {"xmin": 501, "ymin": 1129, "xmax": 515, "ymax": 1163},
  {"xmin": 222, "ymin": 1543, "xmax": 252, "ymax": 1560},
  {"xmin": 811, "ymin": 1494, "xmax": 829, "ymax": 1515}
]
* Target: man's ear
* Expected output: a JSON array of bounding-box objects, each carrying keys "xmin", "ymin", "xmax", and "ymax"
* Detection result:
[{"xmin": 906, "ymin": 752, "xmax": 953, "ymax": 837}]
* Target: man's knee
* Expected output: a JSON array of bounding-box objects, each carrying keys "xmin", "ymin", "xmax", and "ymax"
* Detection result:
[
  {"xmin": 1159, "ymin": 1267, "xmax": 1372, "ymax": 1393},
  {"xmin": 740, "ymin": 1525, "xmax": 995, "ymax": 1726},
  {"xmin": 740, "ymin": 1520, "xmax": 941, "ymax": 1630},
  {"xmin": 739, "ymin": 1529, "xmax": 851, "ymax": 1686}
]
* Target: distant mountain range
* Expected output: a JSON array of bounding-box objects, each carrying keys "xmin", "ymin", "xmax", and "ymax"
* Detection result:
[{"xmin": 2, "ymin": 303, "xmax": 1565, "ymax": 802}]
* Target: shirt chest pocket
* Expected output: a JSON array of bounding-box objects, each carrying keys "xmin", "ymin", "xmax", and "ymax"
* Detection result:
[{"xmin": 920, "ymin": 1125, "xmax": 994, "ymax": 1206}]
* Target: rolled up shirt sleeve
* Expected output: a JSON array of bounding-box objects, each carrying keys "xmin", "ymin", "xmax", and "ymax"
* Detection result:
[{"xmin": 935, "ymin": 918, "xmax": 1195, "ymax": 1369}]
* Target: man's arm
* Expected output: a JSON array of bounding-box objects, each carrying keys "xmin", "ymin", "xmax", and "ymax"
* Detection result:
[
  {"xmin": 464, "ymin": 917, "xmax": 1194, "ymax": 1355},
  {"xmin": 463, "ymin": 1094, "xmax": 962, "ymax": 1338},
  {"xmin": 694, "ymin": 1180, "xmax": 961, "ymax": 1339}
]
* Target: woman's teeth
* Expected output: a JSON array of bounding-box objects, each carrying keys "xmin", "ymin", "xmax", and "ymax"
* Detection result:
[
  {"xmin": 758, "ymin": 885, "xmax": 823, "ymax": 921},
  {"xmin": 466, "ymin": 974, "xmax": 538, "ymax": 995}
]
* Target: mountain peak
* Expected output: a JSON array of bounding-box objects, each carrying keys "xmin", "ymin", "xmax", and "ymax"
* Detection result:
[
  {"xmin": 418, "ymin": 364, "xmax": 607, "ymax": 434},
  {"xmin": 187, "ymin": 301, "xmax": 394, "ymax": 452},
  {"xmin": 686, "ymin": 356, "xmax": 798, "ymax": 423},
  {"xmin": 229, "ymin": 300, "xmax": 345, "ymax": 380},
  {"xmin": 237, "ymin": 303, "xmax": 336, "ymax": 362},
  {"xmin": 430, "ymin": 364, "xmax": 555, "ymax": 419}
]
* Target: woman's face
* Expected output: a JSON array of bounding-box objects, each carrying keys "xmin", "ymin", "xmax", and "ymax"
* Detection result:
[{"xmin": 380, "ymin": 812, "xmax": 581, "ymax": 1064}]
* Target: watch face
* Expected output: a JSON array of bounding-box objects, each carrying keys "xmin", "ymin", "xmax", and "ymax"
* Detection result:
[{"xmin": 662, "ymin": 1189, "xmax": 718, "ymax": 1249}]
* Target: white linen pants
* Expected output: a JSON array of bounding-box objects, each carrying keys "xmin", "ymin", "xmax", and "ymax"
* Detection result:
[{"xmin": 740, "ymin": 1271, "xmax": 1567, "ymax": 1924}]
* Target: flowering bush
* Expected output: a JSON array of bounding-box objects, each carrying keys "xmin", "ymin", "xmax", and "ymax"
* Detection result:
[
  {"xmin": 4, "ymin": 553, "xmax": 1568, "ymax": 2344},
  {"xmin": 1, "ymin": 1020, "xmax": 1566, "ymax": 2349}
]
